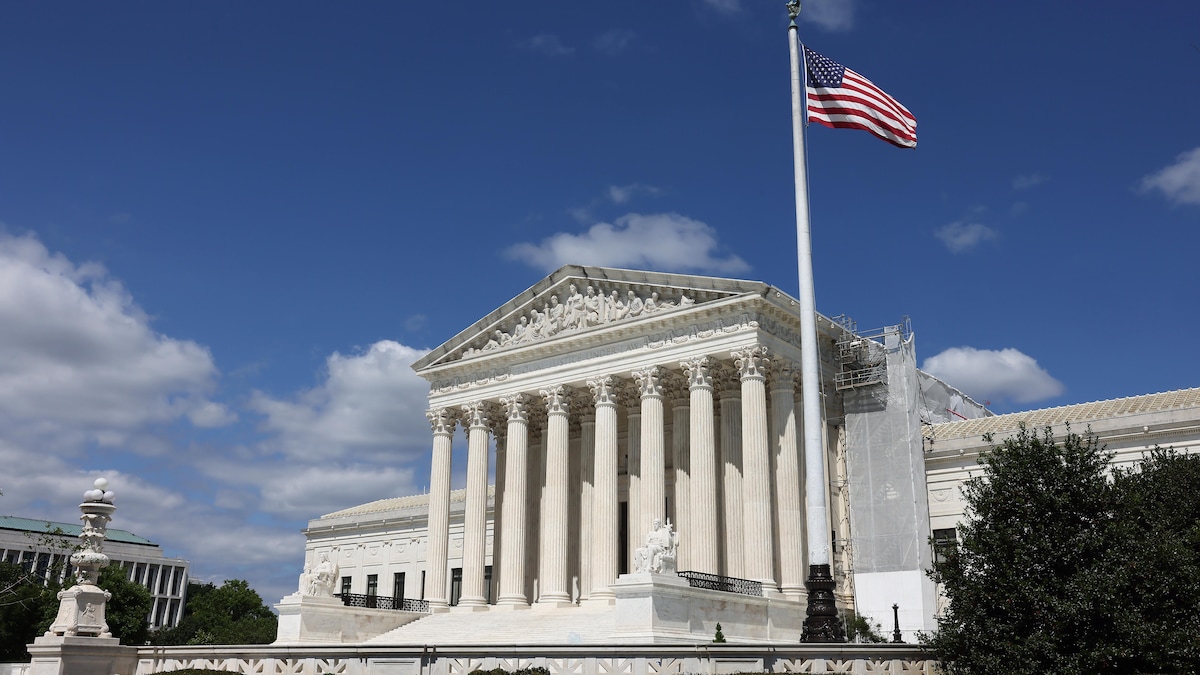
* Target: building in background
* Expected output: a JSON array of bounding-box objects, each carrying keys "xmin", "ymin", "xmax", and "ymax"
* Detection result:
[{"xmin": 0, "ymin": 516, "xmax": 190, "ymax": 630}]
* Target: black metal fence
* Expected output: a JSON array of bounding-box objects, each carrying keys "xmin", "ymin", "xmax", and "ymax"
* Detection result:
[
  {"xmin": 335, "ymin": 593, "xmax": 431, "ymax": 613},
  {"xmin": 677, "ymin": 570, "xmax": 763, "ymax": 597}
]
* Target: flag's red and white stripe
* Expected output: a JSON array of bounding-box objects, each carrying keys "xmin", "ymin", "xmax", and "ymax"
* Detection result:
[{"xmin": 805, "ymin": 48, "xmax": 917, "ymax": 149}]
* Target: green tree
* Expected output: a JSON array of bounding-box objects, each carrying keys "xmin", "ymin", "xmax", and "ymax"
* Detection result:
[
  {"xmin": 152, "ymin": 579, "xmax": 277, "ymax": 645},
  {"xmin": 925, "ymin": 426, "xmax": 1123, "ymax": 674},
  {"xmin": 0, "ymin": 562, "xmax": 44, "ymax": 661},
  {"xmin": 926, "ymin": 427, "xmax": 1200, "ymax": 674},
  {"xmin": 1109, "ymin": 448, "xmax": 1200, "ymax": 672}
]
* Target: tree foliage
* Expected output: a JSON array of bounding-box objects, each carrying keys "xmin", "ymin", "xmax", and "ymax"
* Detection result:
[
  {"xmin": 926, "ymin": 426, "xmax": 1200, "ymax": 675},
  {"xmin": 0, "ymin": 563, "xmax": 44, "ymax": 661},
  {"xmin": 151, "ymin": 579, "xmax": 277, "ymax": 646}
]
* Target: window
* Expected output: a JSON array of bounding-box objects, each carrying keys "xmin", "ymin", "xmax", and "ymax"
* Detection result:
[
  {"xmin": 340, "ymin": 576, "xmax": 352, "ymax": 596},
  {"xmin": 932, "ymin": 527, "xmax": 958, "ymax": 565},
  {"xmin": 449, "ymin": 567, "xmax": 462, "ymax": 606},
  {"xmin": 366, "ymin": 574, "xmax": 379, "ymax": 608},
  {"xmin": 393, "ymin": 572, "xmax": 406, "ymax": 604}
]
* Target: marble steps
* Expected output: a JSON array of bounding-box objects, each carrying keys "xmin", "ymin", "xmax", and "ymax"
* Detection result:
[{"xmin": 366, "ymin": 603, "xmax": 618, "ymax": 645}]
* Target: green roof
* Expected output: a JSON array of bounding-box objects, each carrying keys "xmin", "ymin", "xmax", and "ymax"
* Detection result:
[{"xmin": 0, "ymin": 515, "xmax": 158, "ymax": 547}]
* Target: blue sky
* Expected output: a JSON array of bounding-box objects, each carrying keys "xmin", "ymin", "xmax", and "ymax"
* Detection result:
[{"xmin": 1, "ymin": 1, "xmax": 1198, "ymax": 605}]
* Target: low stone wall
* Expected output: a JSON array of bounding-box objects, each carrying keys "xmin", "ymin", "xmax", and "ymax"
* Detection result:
[
  {"xmin": 0, "ymin": 664, "xmax": 30, "ymax": 675},
  {"xmin": 133, "ymin": 643, "xmax": 937, "ymax": 675}
]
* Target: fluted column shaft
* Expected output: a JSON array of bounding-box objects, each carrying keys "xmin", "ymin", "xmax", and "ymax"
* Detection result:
[
  {"xmin": 459, "ymin": 401, "xmax": 492, "ymax": 607},
  {"xmin": 737, "ymin": 346, "xmax": 776, "ymax": 588},
  {"xmin": 424, "ymin": 409, "xmax": 456, "ymax": 608},
  {"xmin": 498, "ymin": 395, "xmax": 529, "ymax": 605},
  {"xmin": 718, "ymin": 367, "xmax": 745, "ymax": 579},
  {"xmin": 772, "ymin": 363, "xmax": 805, "ymax": 600},
  {"xmin": 588, "ymin": 377, "xmax": 619, "ymax": 599},
  {"xmin": 540, "ymin": 386, "xmax": 571, "ymax": 603},
  {"xmin": 578, "ymin": 413, "xmax": 596, "ymax": 601},
  {"xmin": 634, "ymin": 368, "xmax": 667, "ymax": 539},
  {"xmin": 670, "ymin": 391, "xmax": 691, "ymax": 570},
  {"xmin": 683, "ymin": 357, "xmax": 718, "ymax": 574},
  {"xmin": 625, "ymin": 397, "xmax": 642, "ymax": 566}
]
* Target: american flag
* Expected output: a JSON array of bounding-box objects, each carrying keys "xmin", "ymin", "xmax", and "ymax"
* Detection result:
[{"xmin": 804, "ymin": 45, "xmax": 917, "ymax": 149}]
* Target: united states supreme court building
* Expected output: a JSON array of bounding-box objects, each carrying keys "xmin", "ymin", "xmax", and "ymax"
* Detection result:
[{"xmin": 276, "ymin": 265, "xmax": 1200, "ymax": 646}]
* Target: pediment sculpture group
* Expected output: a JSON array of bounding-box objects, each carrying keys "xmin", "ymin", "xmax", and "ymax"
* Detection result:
[{"xmin": 468, "ymin": 284, "xmax": 696, "ymax": 357}]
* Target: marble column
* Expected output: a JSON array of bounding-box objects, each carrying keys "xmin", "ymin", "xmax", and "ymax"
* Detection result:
[
  {"xmin": 424, "ymin": 408, "xmax": 456, "ymax": 608},
  {"xmin": 588, "ymin": 376, "xmax": 619, "ymax": 599},
  {"xmin": 634, "ymin": 366, "xmax": 666, "ymax": 543},
  {"xmin": 492, "ymin": 422, "xmax": 506, "ymax": 604},
  {"xmin": 736, "ymin": 346, "xmax": 776, "ymax": 589},
  {"xmin": 497, "ymin": 394, "xmax": 529, "ymax": 606},
  {"xmin": 578, "ymin": 411, "xmax": 596, "ymax": 601},
  {"xmin": 621, "ymin": 383, "xmax": 642, "ymax": 566},
  {"xmin": 667, "ymin": 375, "xmax": 691, "ymax": 571},
  {"xmin": 539, "ymin": 385, "xmax": 572, "ymax": 604},
  {"xmin": 716, "ymin": 363, "xmax": 745, "ymax": 579},
  {"xmin": 459, "ymin": 400, "xmax": 492, "ymax": 608},
  {"xmin": 682, "ymin": 357, "xmax": 718, "ymax": 574},
  {"xmin": 771, "ymin": 362, "xmax": 805, "ymax": 600}
]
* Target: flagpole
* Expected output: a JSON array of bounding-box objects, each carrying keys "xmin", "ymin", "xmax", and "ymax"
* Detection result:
[{"xmin": 787, "ymin": 0, "xmax": 845, "ymax": 643}]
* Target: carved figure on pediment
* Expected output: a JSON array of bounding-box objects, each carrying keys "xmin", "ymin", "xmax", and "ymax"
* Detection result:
[
  {"xmin": 528, "ymin": 306, "xmax": 545, "ymax": 339},
  {"xmin": 512, "ymin": 315, "xmax": 529, "ymax": 343},
  {"xmin": 626, "ymin": 290, "xmax": 645, "ymax": 318},
  {"xmin": 483, "ymin": 330, "xmax": 505, "ymax": 351},
  {"xmin": 680, "ymin": 295, "xmax": 696, "ymax": 307},
  {"xmin": 633, "ymin": 518, "xmax": 679, "ymax": 574},
  {"xmin": 564, "ymin": 284, "xmax": 584, "ymax": 329},
  {"xmin": 608, "ymin": 290, "xmax": 628, "ymax": 322},
  {"xmin": 583, "ymin": 286, "xmax": 601, "ymax": 327},
  {"xmin": 547, "ymin": 296, "xmax": 565, "ymax": 335},
  {"xmin": 644, "ymin": 292, "xmax": 661, "ymax": 313}
]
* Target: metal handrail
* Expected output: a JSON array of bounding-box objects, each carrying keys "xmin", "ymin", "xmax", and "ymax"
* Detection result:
[
  {"xmin": 335, "ymin": 593, "xmax": 431, "ymax": 613},
  {"xmin": 677, "ymin": 570, "xmax": 763, "ymax": 597}
]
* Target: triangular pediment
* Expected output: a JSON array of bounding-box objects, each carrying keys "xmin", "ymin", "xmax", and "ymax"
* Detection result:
[{"xmin": 412, "ymin": 266, "xmax": 773, "ymax": 373}]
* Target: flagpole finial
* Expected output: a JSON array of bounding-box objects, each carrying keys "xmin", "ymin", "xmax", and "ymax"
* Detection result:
[{"xmin": 787, "ymin": 0, "xmax": 801, "ymax": 21}]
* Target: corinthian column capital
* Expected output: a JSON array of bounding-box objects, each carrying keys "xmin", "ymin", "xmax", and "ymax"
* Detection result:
[
  {"xmin": 587, "ymin": 376, "xmax": 619, "ymax": 406},
  {"xmin": 462, "ymin": 400, "xmax": 495, "ymax": 429},
  {"xmin": 541, "ymin": 385, "xmax": 570, "ymax": 415},
  {"xmin": 770, "ymin": 359, "xmax": 798, "ymax": 391},
  {"xmin": 500, "ymin": 393, "xmax": 529, "ymax": 422},
  {"xmin": 734, "ymin": 345, "xmax": 770, "ymax": 381},
  {"xmin": 632, "ymin": 366, "xmax": 664, "ymax": 399},
  {"xmin": 681, "ymin": 356, "xmax": 713, "ymax": 390},
  {"xmin": 427, "ymin": 407, "xmax": 458, "ymax": 435}
]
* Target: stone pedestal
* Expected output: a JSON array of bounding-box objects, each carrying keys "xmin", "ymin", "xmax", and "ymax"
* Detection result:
[
  {"xmin": 27, "ymin": 635, "xmax": 137, "ymax": 675},
  {"xmin": 274, "ymin": 593, "xmax": 425, "ymax": 644},
  {"xmin": 45, "ymin": 584, "xmax": 111, "ymax": 638},
  {"xmin": 610, "ymin": 572, "xmax": 804, "ymax": 644}
]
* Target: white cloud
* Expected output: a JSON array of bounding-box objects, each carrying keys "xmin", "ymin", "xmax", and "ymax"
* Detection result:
[
  {"xmin": 802, "ymin": 0, "xmax": 855, "ymax": 31},
  {"xmin": 0, "ymin": 232, "xmax": 231, "ymax": 447},
  {"xmin": 1140, "ymin": 146, "xmax": 1200, "ymax": 206},
  {"xmin": 518, "ymin": 34, "xmax": 575, "ymax": 57},
  {"xmin": 923, "ymin": 346, "xmax": 1064, "ymax": 405},
  {"xmin": 607, "ymin": 183, "xmax": 661, "ymax": 204},
  {"xmin": 249, "ymin": 340, "xmax": 432, "ymax": 463},
  {"xmin": 594, "ymin": 29, "xmax": 636, "ymax": 56},
  {"xmin": 935, "ymin": 221, "xmax": 999, "ymax": 253},
  {"xmin": 505, "ymin": 212, "xmax": 751, "ymax": 275},
  {"xmin": 1012, "ymin": 172, "xmax": 1047, "ymax": 190}
]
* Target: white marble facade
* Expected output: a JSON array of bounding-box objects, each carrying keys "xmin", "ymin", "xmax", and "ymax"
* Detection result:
[{"xmin": 411, "ymin": 267, "xmax": 849, "ymax": 610}]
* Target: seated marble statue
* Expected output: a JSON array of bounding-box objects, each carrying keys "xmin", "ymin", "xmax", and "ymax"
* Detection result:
[
  {"xmin": 301, "ymin": 552, "xmax": 340, "ymax": 597},
  {"xmin": 633, "ymin": 518, "xmax": 679, "ymax": 574}
]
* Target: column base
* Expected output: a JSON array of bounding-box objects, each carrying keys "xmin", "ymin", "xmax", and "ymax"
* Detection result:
[
  {"xmin": 491, "ymin": 602, "xmax": 532, "ymax": 611},
  {"xmin": 801, "ymin": 564, "xmax": 845, "ymax": 643},
  {"xmin": 533, "ymin": 599, "xmax": 576, "ymax": 610}
]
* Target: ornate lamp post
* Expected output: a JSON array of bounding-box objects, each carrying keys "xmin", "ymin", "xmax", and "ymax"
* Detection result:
[{"xmin": 44, "ymin": 478, "xmax": 116, "ymax": 638}]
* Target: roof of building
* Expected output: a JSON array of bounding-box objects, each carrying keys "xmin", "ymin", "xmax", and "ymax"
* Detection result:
[
  {"xmin": 319, "ymin": 485, "xmax": 496, "ymax": 520},
  {"xmin": 930, "ymin": 387, "xmax": 1200, "ymax": 441},
  {"xmin": 0, "ymin": 515, "xmax": 158, "ymax": 546}
]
